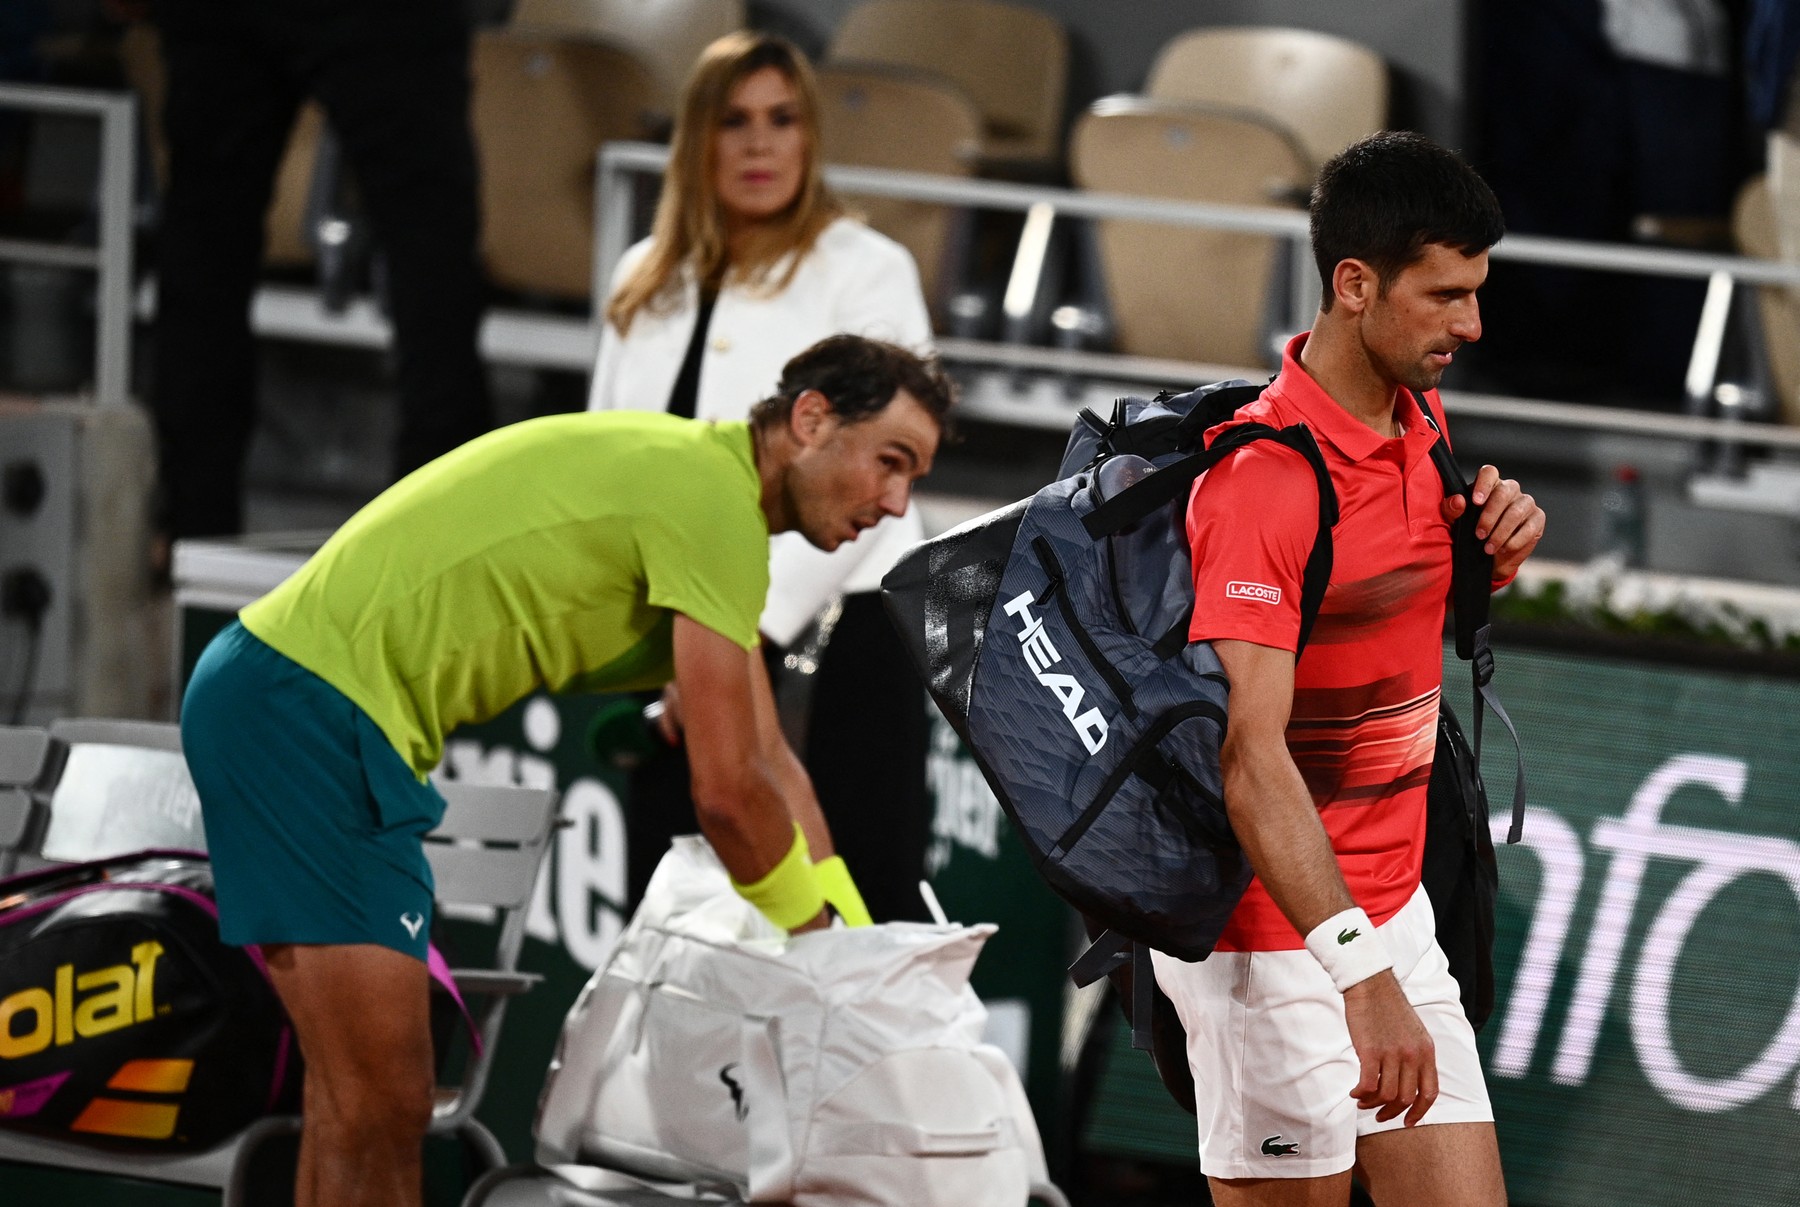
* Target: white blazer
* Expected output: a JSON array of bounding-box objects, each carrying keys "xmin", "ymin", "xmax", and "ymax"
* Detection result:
[{"xmin": 588, "ymin": 217, "xmax": 935, "ymax": 647}]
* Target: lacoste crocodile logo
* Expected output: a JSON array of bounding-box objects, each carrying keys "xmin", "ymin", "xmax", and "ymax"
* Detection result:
[
  {"xmin": 719, "ymin": 1063, "xmax": 748, "ymax": 1121},
  {"xmin": 1261, "ymin": 1135, "xmax": 1300, "ymax": 1156},
  {"xmin": 1337, "ymin": 927, "xmax": 1360, "ymax": 945}
]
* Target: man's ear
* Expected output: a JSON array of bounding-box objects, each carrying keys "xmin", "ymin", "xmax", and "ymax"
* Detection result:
[
  {"xmin": 788, "ymin": 388, "xmax": 834, "ymax": 446},
  {"xmin": 1330, "ymin": 257, "xmax": 1377, "ymax": 315}
]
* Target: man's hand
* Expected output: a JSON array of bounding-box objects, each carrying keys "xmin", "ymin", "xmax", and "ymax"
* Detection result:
[
  {"xmin": 1442, "ymin": 465, "xmax": 1545, "ymax": 582},
  {"xmin": 1344, "ymin": 970, "xmax": 1438, "ymax": 1126},
  {"xmin": 654, "ymin": 682, "xmax": 684, "ymax": 745}
]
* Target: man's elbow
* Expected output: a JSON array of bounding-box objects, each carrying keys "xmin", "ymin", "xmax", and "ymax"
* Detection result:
[
  {"xmin": 689, "ymin": 766, "xmax": 760, "ymax": 846},
  {"xmin": 1219, "ymin": 733, "xmax": 1272, "ymax": 827}
]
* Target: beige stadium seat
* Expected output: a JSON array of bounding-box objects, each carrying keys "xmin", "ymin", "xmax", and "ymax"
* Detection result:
[
  {"xmin": 1146, "ymin": 25, "xmax": 1387, "ymax": 174},
  {"xmin": 509, "ymin": 0, "xmax": 744, "ymax": 119},
  {"xmin": 815, "ymin": 63, "xmax": 981, "ymax": 317},
  {"xmin": 116, "ymin": 21, "xmax": 319, "ymax": 267},
  {"xmin": 471, "ymin": 29, "xmax": 661, "ymax": 300},
  {"xmin": 1733, "ymin": 175, "xmax": 1800, "ymax": 425},
  {"xmin": 1071, "ymin": 98, "xmax": 1311, "ymax": 369},
  {"xmin": 826, "ymin": 0, "xmax": 1067, "ymax": 173}
]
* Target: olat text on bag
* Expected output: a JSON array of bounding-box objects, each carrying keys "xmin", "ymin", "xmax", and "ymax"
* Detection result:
[{"xmin": 0, "ymin": 852, "xmax": 296, "ymax": 1150}]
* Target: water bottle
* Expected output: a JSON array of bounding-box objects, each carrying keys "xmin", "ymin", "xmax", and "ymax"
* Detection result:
[
  {"xmin": 587, "ymin": 698, "xmax": 675, "ymax": 770},
  {"xmin": 1599, "ymin": 465, "xmax": 1648, "ymax": 568},
  {"xmin": 1092, "ymin": 453, "xmax": 1156, "ymax": 515}
]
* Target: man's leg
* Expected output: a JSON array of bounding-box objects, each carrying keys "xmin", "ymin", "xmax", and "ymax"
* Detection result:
[
  {"xmin": 1353, "ymin": 1120, "xmax": 1506, "ymax": 1207},
  {"xmin": 1208, "ymin": 1172, "xmax": 1355, "ymax": 1206},
  {"xmin": 312, "ymin": 28, "xmax": 492, "ymax": 479},
  {"xmin": 152, "ymin": 31, "xmax": 303, "ymax": 538},
  {"xmin": 263, "ymin": 942, "xmax": 435, "ymax": 1207}
]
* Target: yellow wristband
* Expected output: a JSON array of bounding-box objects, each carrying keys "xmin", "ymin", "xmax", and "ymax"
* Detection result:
[
  {"xmin": 813, "ymin": 855, "xmax": 872, "ymax": 928},
  {"xmin": 730, "ymin": 823, "xmax": 825, "ymax": 931}
]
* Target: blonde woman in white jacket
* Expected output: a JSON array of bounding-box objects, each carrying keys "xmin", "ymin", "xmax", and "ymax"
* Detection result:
[{"xmin": 588, "ymin": 32, "xmax": 938, "ymax": 922}]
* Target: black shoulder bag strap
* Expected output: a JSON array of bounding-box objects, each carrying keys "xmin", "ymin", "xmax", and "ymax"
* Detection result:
[{"xmin": 1414, "ymin": 395, "xmax": 1527, "ymax": 844}]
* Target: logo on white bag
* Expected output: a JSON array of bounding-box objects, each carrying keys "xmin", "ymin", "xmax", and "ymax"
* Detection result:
[
  {"xmin": 1001, "ymin": 590, "xmax": 1109, "ymax": 754},
  {"xmin": 719, "ymin": 1063, "xmax": 749, "ymax": 1121},
  {"xmin": 1226, "ymin": 581, "xmax": 1282, "ymax": 606}
]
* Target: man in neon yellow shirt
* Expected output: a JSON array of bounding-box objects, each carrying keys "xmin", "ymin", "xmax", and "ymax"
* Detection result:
[{"xmin": 180, "ymin": 335, "xmax": 953, "ymax": 1207}]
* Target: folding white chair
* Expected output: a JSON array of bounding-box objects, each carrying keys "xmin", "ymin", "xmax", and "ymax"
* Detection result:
[{"xmin": 0, "ymin": 720, "xmax": 562, "ymax": 1204}]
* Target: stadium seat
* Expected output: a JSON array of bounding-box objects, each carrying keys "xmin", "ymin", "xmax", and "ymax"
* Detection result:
[
  {"xmin": 814, "ymin": 63, "xmax": 982, "ymax": 319},
  {"xmin": 825, "ymin": 0, "xmax": 1068, "ymax": 174},
  {"xmin": 1145, "ymin": 25, "xmax": 1387, "ymax": 175},
  {"xmin": 1070, "ymin": 97, "xmax": 1311, "ymax": 369},
  {"xmin": 508, "ymin": 0, "xmax": 745, "ymax": 121},
  {"xmin": 471, "ymin": 29, "xmax": 662, "ymax": 300},
  {"xmin": 1733, "ymin": 173, "xmax": 1800, "ymax": 425},
  {"xmin": 0, "ymin": 719, "xmax": 562, "ymax": 1205}
]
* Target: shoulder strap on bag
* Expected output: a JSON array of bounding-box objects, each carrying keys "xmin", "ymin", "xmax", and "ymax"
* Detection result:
[
  {"xmin": 1082, "ymin": 421, "xmax": 1339, "ymax": 655},
  {"xmin": 1414, "ymin": 395, "xmax": 1527, "ymax": 844}
]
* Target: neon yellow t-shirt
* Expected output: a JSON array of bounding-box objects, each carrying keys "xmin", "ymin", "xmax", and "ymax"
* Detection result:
[{"xmin": 240, "ymin": 412, "xmax": 769, "ymax": 776}]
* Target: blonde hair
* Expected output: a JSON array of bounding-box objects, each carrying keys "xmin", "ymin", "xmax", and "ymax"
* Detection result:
[{"xmin": 606, "ymin": 32, "xmax": 843, "ymax": 335}]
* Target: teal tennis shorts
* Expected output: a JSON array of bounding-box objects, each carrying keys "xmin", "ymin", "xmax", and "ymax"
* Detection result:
[{"xmin": 181, "ymin": 621, "xmax": 445, "ymax": 960}]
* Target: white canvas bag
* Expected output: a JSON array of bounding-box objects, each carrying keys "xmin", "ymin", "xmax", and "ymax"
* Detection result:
[{"xmin": 535, "ymin": 837, "xmax": 1055, "ymax": 1206}]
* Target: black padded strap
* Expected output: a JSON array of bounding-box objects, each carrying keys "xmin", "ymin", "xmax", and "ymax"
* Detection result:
[
  {"xmin": 1415, "ymin": 398, "xmax": 1495, "ymax": 659},
  {"xmin": 1171, "ymin": 383, "xmax": 1264, "ymax": 445},
  {"xmin": 1131, "ymin": 942, "xmax": 1154, "ymax": 1051},
  {"xmin": 1414, "ymin": 393, "xmax": 1528, "ymax": 843},
  {"xmin": 1084, "ymin": 421, "xmax": 1339, "ymax": 657}
]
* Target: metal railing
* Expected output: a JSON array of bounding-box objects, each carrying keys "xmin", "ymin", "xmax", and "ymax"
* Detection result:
[
  {"xmin": 0, "ymin": 83, "xmax": 136, "ymax": 408},
  {"xmin": 596, "ymin": 140, "xmax": 1800, "ymax": 449}
]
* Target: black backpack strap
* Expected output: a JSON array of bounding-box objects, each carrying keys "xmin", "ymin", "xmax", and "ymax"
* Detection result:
[
  {"xmin": 1415, "ymin": 395, "xmax": 1527, "ymax": 844},
  {"xmin": 1170, "ymin": 382, "xmax": 1266, "ymax": 447},
  {"xmin": 1083, "ymin": 421, "xmax": 1339, "ymax": 656},
  {"xmin": 1067, "ymin": 930, "xmax": 1159, "ymax": 1051}
]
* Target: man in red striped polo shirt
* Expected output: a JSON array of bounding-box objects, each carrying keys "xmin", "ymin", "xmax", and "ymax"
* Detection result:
[{"xmin": 1155, "ymin": 132, "xmax": 1546, "ymax": 1206}]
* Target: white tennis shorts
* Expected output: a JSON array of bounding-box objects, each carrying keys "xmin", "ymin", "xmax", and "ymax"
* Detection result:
[{"xmin": 1151, "ymin": 885, "xmax": 1493, "ymax": 1180}]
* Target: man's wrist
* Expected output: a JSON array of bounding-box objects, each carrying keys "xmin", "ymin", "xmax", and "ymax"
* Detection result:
[
  {"xmin": 730, "ymin": 823, "xmax": 826, "ymax": 931},
  {"xmin": 1304, "ymin": 906, "xmax": 1393, "ymax": 993}
]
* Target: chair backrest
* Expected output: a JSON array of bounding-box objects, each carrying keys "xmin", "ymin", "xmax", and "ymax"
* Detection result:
[
  {"xmin": 509, "ymin": 0, "xmax": 744, "ymax": 117},
  {"xmin": 1071, "ymin": 98, "xmax": 1311, "ymax": 368},
  {"xmin": 1733, "ymin": 173, "xmax": 1800, "ymax": 425},
  {"xmin": 814, "ymin": 63, "xmax": 981, "ymax": 316},
  {"xmin": 37, "ymin": 719, "xmax": 203, "ymax": 863},
  {"xmin": 471, "ymin": 29, "xmax": 661, "ymax": 299},
  {"xmin": 421, "ymin": 778, "xmax": 561, "ymax": 1129},
  {"xmin": 827, "ymin": 0, "xmax": 1067, "ymax": 168},
  {"xmin": 1146, "ymin": 25, "xmax": 1387, "ymax": 174},
  {"xmin": 0, "ymin": 726, "xmax": 57, "ymax": 874}
]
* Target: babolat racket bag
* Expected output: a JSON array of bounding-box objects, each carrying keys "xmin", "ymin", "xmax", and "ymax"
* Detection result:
[
  {"xmin": 0, "ymin": 851, "xmax": 296, "ymax": 1150},
  {"xmin": 881, "ymin": 381, "xmax": 1337, "ymax": 968}
]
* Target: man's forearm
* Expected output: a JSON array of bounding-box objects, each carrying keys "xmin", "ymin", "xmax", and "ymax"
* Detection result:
[
  {"xmin": 1222, "ymin": 735, "xmax": 1357, "ymax": 937},
  {"xmin": 691, "ymin": 754, "xmax": 800, "ymax": 881},
  {"xmin": 769, "ymin": 739, "xmax": 834, "ymax": 859}
]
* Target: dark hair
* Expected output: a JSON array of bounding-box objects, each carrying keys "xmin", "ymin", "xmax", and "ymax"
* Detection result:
[
  {"xmin": 1309, "ymin": 131, "xmax": 1505, "ymax": 310},
  {"xmin": 750, "ymin": 334, "xmax": 957, "ymax": 433}
]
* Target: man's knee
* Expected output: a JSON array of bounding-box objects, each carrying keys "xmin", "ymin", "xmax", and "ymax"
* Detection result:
[{"xmin": 310, "ymin": 1067, "xmax": 435, "ymax": 1146}]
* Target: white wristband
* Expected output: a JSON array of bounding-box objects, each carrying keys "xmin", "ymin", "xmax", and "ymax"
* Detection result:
[{"xmin": 1304, "ymin": 907, "xmax": 1393, "ymax": 992}]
